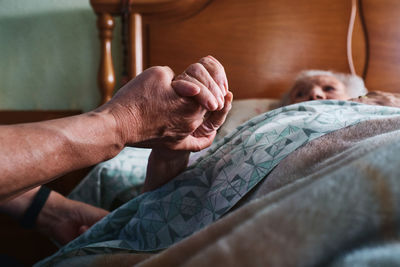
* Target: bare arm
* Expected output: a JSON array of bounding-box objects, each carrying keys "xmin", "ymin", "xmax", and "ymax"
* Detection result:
[{"xmin": 0, "ymin": 111, "xmax": 121, "ymax": 201}]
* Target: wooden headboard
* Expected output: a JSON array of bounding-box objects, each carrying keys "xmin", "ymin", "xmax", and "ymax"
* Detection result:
[{"xmin": 90, "ymin": 0, "xmax": 400, "ymax": 104}]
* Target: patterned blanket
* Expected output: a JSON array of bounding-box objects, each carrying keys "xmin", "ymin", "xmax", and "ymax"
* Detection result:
[{"xmin": 36, "ymin": 100, "xmax": 400, "ymax": 266}]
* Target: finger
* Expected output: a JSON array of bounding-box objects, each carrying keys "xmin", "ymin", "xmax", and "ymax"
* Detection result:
[
  {"xmin": 172, "ymin": 131, "xmax": 216, "ymax": 151},
  {"xmin": 174, "ymin": 72, "xmax": 219, "ymax": 111},
  {"xmin": 185, "ymin": 63, "xmax": 225, "ymax": 109},
  {"xmin": 172, "ymin": 79, "xmax": 201, "ymax": 97},
  {"xmin": 199, "ymin": 56, "xmax": 229, "ymax": 95},
  {"xmin": 193, "ymin": 91, "xmax": 233, "ymax": 137}
]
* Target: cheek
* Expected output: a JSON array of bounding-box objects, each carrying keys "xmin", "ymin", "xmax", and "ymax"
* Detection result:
[{"xmin": 326, "ymin": 89, "xmax": 348, "ymax": 100}]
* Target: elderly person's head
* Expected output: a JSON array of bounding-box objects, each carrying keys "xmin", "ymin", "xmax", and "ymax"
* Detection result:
[{"xmin": 283, "ymin": 70, "xmax": 368, "ymax": 105}]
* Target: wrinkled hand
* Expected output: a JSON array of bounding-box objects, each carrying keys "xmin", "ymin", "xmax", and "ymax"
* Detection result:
[
  {"xmin": 172, "ymin": 56, "xmax": 229, "ymax": 110},
  {"xmin": 37, "ymin": 191, "xmax": 109, "ymax": 246},
  {"xmin": 142, "ymin": 91, "xmax": 233, "ymax": 192},
  {"xmin": 350, "ymin": 91, "xmax": 400, "ymax": 108},
  {"xmin": 172, "ymin": 56, "xmax": 232, "ymax": 147},
  {"xmin": 100, "ymin": 55, "xmax": 231, "ymax": 151}
]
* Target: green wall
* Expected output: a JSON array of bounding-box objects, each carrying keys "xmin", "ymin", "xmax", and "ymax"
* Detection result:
[{"xmin": 0, "ymin": 0, "xmax": 122, "ymax": 111}]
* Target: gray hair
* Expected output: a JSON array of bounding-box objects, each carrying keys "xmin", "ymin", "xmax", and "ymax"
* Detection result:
[{"xmin": 281, "ymin": 70, "xmax": 368, "ymax": 105}]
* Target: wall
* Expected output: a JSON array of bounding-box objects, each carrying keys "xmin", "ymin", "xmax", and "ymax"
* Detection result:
[{"xmin": 0, "ymin": 0, "xmax": 122, "ymax": 111}]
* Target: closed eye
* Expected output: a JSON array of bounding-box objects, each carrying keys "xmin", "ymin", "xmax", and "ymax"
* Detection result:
[{"xmin": 323, "ymin": 85, "xmax": 335, "ymax": 92}]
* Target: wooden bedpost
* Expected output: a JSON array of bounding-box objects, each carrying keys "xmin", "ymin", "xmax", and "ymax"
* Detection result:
[
  {"xmin": 128, "ymin": 13, "xmax": 143, "ymax": 78},
  {"xmin": 97, "ymin": 13, "xmax": 115, "ymax": 105},
  {"xmin": 90, "ymin": 0, "xmax": 210, "ymax": 104}
]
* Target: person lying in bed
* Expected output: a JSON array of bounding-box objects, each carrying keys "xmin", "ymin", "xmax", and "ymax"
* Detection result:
[{"xmin": 283, "ymin": 69, "xmax": 400, "ymax": 107}]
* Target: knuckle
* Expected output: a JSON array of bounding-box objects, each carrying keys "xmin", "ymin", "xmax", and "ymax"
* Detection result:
[
  {"xmin": 149, "ymin": 66, "xmax": 173, "ymax": 80},
  {"xmin": 199, "ymin": 56, "xmax": 213, "ymax": 65},
  {"xmin": 188, "ymin": 121, "xmax": 199, "ymax": 132},
  {"xmin": 186, "ymin": 63, "xmax": 204, "ymax": 76},
  {"xmin": 206, "ymin": 120, "xmax": 219, "ymax": 131},
  {"xmin": 148, "ymin": 66, "xmax": 164, "ymax": 77},
  {"xmin": 174, "ymin": 73, "xmax": 186, "ymax": 81}
]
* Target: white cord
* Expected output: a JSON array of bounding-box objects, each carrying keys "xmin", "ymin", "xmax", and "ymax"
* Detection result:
[{"xmin": 347, "ymin": 0, "xmax": 357, "ymax": 75}]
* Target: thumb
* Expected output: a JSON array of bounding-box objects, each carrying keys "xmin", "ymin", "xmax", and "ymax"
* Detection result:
[
  {"xmin": 172, "ymin": 132, "xmax": 216, "ymax": 151},
  {"xmin": 172, "ymin": 80, "xmax": 201, "ymax": 97},
  {"xmin": 193, "ymin": 91, "xmax": 233, "ymax": 137}
]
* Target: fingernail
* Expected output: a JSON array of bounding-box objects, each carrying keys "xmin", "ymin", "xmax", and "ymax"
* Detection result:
[{"xmin": 207, "ymin": 99, "xmax": 218, "ymax": 111}]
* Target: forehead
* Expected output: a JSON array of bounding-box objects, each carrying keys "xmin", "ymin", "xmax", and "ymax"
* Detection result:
[{"xmin": 304, "ymin": 75, "xmax": 343, "ymax": 85}]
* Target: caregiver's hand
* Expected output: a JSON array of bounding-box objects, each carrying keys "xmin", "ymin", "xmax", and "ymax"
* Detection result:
[
  {"xmin": 99, "ymin": 56, "xmax": 230, "ymax": 151},
  {"xmin": 36, "ymin": 191, "xmax": 109, "ymax": 245}
]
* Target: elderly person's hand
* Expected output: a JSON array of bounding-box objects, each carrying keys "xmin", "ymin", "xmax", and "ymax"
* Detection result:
[
  {"xmin": 100, "ymin": 56, "xmax": 230, "ymax": 151},
  {"xmin": 172, "ymin": 56, "xmax": 231, "ymax": 149},
  {"xmin": 350, "ymin": 91, "xmax": 400, "ymax": 108}
]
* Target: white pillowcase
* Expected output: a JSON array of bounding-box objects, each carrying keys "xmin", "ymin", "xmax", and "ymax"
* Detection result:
[{"xmin": 217, "ymin": 98, "xmax": 281, "ymax": 138}]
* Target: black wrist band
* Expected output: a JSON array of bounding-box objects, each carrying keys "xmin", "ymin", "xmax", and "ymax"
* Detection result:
[{"xmin": 19, "ymin": 185, "xmax": 51, "ymax": 229}]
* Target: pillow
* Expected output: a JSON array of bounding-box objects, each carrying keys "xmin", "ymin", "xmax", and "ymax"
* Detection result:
[{"xmin": 217, "ymin": 98, "xmax": 281, "ymax": 138}]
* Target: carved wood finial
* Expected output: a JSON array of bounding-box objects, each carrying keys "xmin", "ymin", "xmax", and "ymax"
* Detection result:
[{"xmin": 97, "ymin": 13, "xmax": 115, "ymax": 105}]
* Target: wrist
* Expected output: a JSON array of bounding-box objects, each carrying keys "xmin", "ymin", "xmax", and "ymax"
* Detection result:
[
  {"xmin": 143, "ymin": 149, "xmax": 190, "ymax": 192},
  {"xmin": 95, "ymin": 102, "xmax": 142, "ymax": 147},
  {"xmin": 151, "ymin": 148, "xmax": 190, "ymax": 160},
  {"xmin": 86, "ymin": 108, "xmax": 126, "ymax": 158},
  {"xmin": 35, "ymin": 190, "xmax": 66, "ymax": 234}
]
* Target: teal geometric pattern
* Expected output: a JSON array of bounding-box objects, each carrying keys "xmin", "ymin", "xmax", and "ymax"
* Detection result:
[
  {"xmin": 68, "ymin": 147, "xmax": 151, "ymax": 211},
  {"xmin": 37, "ymin": 100, "xmax": 400, "ymax": 266}
]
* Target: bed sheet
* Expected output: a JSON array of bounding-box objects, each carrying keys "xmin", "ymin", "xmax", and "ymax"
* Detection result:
[{"xmin": 69, "ymin": 98, "xmax": 280, "ymax": 211}]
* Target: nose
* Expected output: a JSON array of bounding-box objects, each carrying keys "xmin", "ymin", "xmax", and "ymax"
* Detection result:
[{"xmin": 308, "ymin": 86, "xmax": 326, "ymax": 100}]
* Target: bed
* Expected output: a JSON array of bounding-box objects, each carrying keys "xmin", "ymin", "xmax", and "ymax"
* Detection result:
[
  {"xmin": 90, "ymin": 0, "xmax": 400, "ymax": 103},
  {"xmin": 36, "ymin": 0, "xmax": 400, "ymax": 266}
]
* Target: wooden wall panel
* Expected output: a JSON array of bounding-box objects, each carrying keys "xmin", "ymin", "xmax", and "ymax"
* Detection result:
[
  {"xmin": 144, "ymin": 0, "xmax": 354, "ymax": 99},
  {"xmin": 361, "ymin": 0, "xmax": 400, "ymax": 92}
]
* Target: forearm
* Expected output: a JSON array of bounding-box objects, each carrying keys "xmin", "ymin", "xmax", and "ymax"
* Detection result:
[
  {"xmin": 142, "ymin": 149, "xmax": 190, "ymax": 193},
  {"xmin": 0, "ymin": 110, "xmax": 124, "ymax": 201},
  {"xmin": 0, "ymin": 187, "xmax": 39, "ymax": 218}
]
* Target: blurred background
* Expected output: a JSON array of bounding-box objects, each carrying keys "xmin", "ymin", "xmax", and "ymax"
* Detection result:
[{"xmin": 0, "ymin": 0, "xmax": 122, "ymax": 112}]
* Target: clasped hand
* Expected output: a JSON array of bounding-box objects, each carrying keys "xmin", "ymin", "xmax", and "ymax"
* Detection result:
[{"xmin": 100, "ymin": 55, "xmax": 233, "ymax": 151}]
